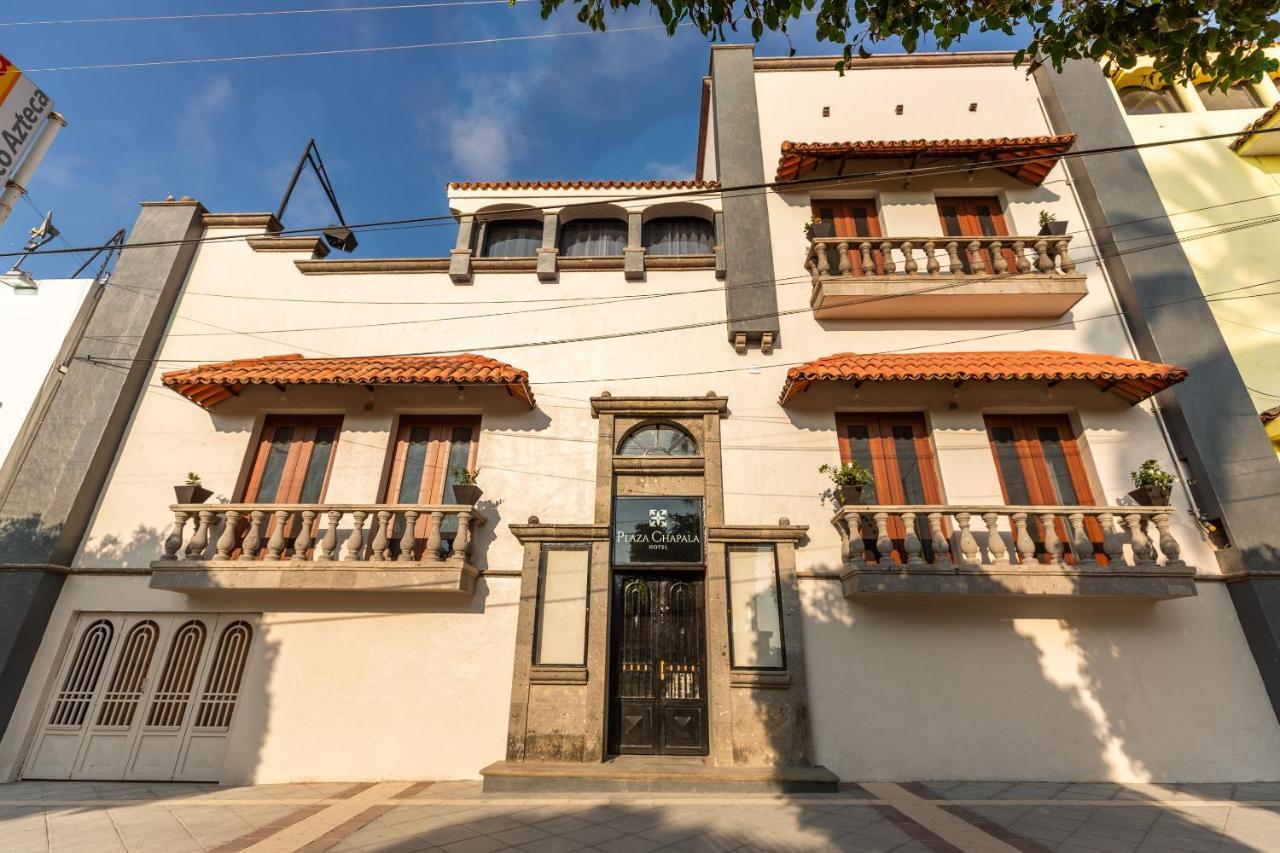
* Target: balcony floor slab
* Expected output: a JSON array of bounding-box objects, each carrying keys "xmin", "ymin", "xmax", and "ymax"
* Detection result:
[
  {"xmin": 148, "ymin": 560, "xmax": 478, "ymax": 594},
  {"xmin": 841, "ymin": 567, "xmax": 1197, "ymax": 599},
  {"xmin": 811, "ymin": 273, "xmax": 1088, "ymax": 319}
]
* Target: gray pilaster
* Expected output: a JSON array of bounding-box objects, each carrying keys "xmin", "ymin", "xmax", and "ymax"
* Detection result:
[
  {"xmin": 713, "ymin": 211, "xmax": 727, "ymax": 279},
  {"xmin": 711, "ymin": 45, "xmax": 779, "ymax": 348},
  {"xmin": 0, "ymin": 198, "xmax": 204, "ymax": 737},
  {"xmin": 1035, "ymin": 61, "xmax": 1280, "ymax": 722},
  {"xmin": 537, "ymin": 213, "xmax": 559, "ymax": 282},
  {"xmin": 449, "ymin": 213, "xmax": 474, "ymax": 283},
  {"xmin": 624, "ymin": 211, "xmax": 645, "ymax": 281}
]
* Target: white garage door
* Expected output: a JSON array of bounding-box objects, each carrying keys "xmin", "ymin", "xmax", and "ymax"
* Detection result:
[{"xmin": 24, "ymin": 613, "xmax": 255, "ymax": 782}]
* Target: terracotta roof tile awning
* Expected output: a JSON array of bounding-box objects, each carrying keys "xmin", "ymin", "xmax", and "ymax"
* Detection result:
[
  {"xmin": 779, "ymin": 350, "xmax": 1187, "ymax": 405},
  {"xmin": 448, "ymin": 179, "xmax": 720, "ymax": 191},
  {"xmin": 775, "ymin": 135, "xmax": 1076, "ymax": 186},
  {"xmin": 162, "ymin": 353, "xmax": 536, "ymax": 409},
  {"xmin": 1230, "ymin": 102, "xmax": 1280, "ymax": 156}
]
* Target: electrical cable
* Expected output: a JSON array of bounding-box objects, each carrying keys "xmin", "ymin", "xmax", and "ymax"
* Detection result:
[
  {"xmin": 1, "ymin": 1, "xmax": 527, "ymax": 28},
  {"xmin": 82, "ymin": 202, "xmax": 1280, "ymax": 342},
  {"xmin": 8, "ymin": 123, "xmax": 1280, "ymax": 261},
  {"xmin": 73, "ymin": 207, "xmax": 1280, "ymax": 357},
  {"xmin": 24, "ymin": 24, "xmax": 672, "ymax": 73}
]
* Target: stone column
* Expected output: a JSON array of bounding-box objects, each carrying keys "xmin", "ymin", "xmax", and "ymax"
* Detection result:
[
  {"xmin": 449, "ymin": 213, "xmax": 475, "ymax": 283},
  {"xmin": 536, "ymin": 213, "xmax": 559, "ymax": 282},
  {"xmin": 0, "ymin": 198, "xmax": 205, "ymax": 739},
  {"xmin": 1256, "ymin": 75, "xmax": 1280, "ymax": 107},
  {"xmin": 713, "ymin": 211, "xmax": 726, "ymax": 279},
  {"xmin": 1174, "ymin": 81, "xmax": 1205, "ymax": 112},
  {"xmin": 624, "ymin": 210, "xmax": 645, "ymax": 281},
  {"xmin": 711, "ymin": 45, "xmax": 780, "ymax": 350}
]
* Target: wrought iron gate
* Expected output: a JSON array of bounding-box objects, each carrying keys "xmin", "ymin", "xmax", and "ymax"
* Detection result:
[
  {"xmin": 608, "ymin": 573, "xmax": 708, "ymax": 755},
  {"xmin": 24, "ymin": 613, "xmax": 254, "ymax": 782}
]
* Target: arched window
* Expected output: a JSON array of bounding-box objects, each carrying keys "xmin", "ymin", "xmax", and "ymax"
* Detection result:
[
  {"xmin": 481, "ymin": 220, "xmax": 542, "ymax": 257},
  {"xmin": 1118, "ymin": 86, "xmax": 1184, "ymax": 115},
  {"xmin": 560, "ymin": 219, "xmax": 627, "ymax": 257},
  {"xmin": 643, "ymin": 217, "xmax": 715, "ymax": 255},
  {"xmin": 1196, "ymin": 81, "xmax": 1263, "ymax": 111},
  {"xmin": 618, "ymin": 423, "xmax": 697, "ymax": 456}
]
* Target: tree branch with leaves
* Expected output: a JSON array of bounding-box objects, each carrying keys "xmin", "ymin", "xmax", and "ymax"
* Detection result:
[{"xmin": 532, "ymin": 0, "xmax": 1280, "ymax": 86}]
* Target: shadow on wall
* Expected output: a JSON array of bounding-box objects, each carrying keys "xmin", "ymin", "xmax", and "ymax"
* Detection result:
[
  {"xmin": 0, "ymin": 513, "xmax": 62, "ymax": 564},
  {"xmin": 741, "ymin": 573, "xmax": 1278, "ymax": 846}
]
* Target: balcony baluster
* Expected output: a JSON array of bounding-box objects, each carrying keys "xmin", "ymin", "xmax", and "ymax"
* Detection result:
[{"xmin": 831, "ymin": 504, "xmax": 1195, "ymax": 598}]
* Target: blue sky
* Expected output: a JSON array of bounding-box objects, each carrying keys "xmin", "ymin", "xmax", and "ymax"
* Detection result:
[{"xmin": 4, "ymin": 1, "xmax": 1021, "ymax": 276}]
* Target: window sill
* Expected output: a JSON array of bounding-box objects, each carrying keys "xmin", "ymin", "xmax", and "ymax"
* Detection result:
[
  {"xmin": 612, "ymin": 456, "xmax": 705, "ymax": 474},
  {"xmin": 530, "ymin": 665, "xmax": 589, "ymax": 685},
  {"xmin": 730, "ymin": 670, "xmax": 791, "ymax": 689}
]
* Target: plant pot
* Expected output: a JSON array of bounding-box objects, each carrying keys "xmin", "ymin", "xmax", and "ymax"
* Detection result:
[
  {"xmin": 174, "ymin": 484, "xmax": 213, "ymax": 504},
  {"xmin": 1038, "ymin": 220, "xmax": 1068, "ymax": 236},
  {"xmin": 806, "ymin": 221, "xmax": 835, "ymax": 240},
  {"xmin": 1128, "ymin": 485, "xmax": 1170, "ymax": 507},
  {"xmin": 838, "ymin": 484, "xmax": 865, "ymax": 506},
  {"xmin": 451, "ymin": 484, "xmax": 483, "ymax": 506}
]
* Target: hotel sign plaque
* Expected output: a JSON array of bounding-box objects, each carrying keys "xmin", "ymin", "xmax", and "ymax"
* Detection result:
[{"xmin": 611, "ymin": 497, "xmax": 704, "ymax": 565}]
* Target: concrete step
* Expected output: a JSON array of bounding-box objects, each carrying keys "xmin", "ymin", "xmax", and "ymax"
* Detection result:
[{"xmin": 480, "ymin": 759, "xmax": 841, "ymax": 793}]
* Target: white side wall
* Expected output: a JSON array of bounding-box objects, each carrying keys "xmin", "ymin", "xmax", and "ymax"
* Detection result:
[
  {"xmin": 0, "ymin": 574, "xmax": 519, "ymax": 783},
  {"xmin": 0, "ymin": 278, "xmax": 91, "ymax": 467}
]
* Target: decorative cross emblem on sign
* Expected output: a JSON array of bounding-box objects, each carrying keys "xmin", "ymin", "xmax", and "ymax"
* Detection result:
[{"xmin": 649, "ymin": 509, "xmax": 669, "ymax": 529}]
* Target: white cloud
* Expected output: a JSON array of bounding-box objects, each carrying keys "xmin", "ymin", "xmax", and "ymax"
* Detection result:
[
  {"xmin": 180, "ymin": 76, "xmax": 233, "ymax": 152},
  {"xmin": 425, "ymin": 71, "xmax": 544, "ymax": 180},
  {"xmin": 643, "ymin": 160, "xmax": 692, "ymax": 180}
]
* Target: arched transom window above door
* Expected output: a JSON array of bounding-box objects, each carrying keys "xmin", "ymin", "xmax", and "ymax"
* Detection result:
[{"xmin": 617, "ymin": 423, "xmax": 698, "ymax": 456}]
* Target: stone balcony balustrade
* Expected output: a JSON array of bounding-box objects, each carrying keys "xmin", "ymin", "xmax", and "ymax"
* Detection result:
[
  {"xmin": 150, "ymin": 503, "xmax": 483, "ymax": 593},
  {"xmin": 832, "ymin": 504, "xmax": 1196, "ymax": 598},
  {"xmin": 804, "ymin": 234, "xmax": 1089, "ymax": 320}
]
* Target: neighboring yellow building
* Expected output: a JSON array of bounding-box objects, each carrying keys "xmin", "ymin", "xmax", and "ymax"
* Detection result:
[{"xmin": 1109, "ymin": 59, "xmax": 1280, "ymax": 455}]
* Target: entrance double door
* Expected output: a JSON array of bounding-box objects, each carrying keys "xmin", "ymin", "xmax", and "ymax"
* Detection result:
[{"xmin": 608, "ymin": 573, "xmax": 708, "ymax": 756}]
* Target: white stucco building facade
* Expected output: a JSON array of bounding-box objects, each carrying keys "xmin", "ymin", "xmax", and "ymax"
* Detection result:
[{"xmin": 2, "ymin": 49, "xmax": 1279, "ymax": 788}]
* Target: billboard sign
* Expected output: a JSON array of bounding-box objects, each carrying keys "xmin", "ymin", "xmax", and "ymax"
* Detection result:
[{"xmin": 0, "ymin": 53, "xmax": 54, "ymax": 183}]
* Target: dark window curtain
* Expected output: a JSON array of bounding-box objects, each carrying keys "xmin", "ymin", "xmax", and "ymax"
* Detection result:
[
  {"xmin": 1117, "ymin": 86, "xmax": 1184, "ymax": 115},
  {"xmin": 559, "ymin": 219, "xmax": 626, "ymax": 257},
  {"xmin": 642, "ymin": 218, "xmax": 715, "ymax": 255},
  {"xmin": 481, "ymin": 220, "xmax": 542, "ymax": 257},
  {"xmin": 1196, "ymin": 82, "xmax": 1263, "ymax": 111}
]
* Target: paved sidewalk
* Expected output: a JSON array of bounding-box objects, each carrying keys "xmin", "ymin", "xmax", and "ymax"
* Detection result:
[{"xmin": 1, "ymin": 779, "xmax": 1279, "ymax": 852}]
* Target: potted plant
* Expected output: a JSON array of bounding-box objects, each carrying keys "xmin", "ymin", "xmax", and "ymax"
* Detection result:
[
  {"xmin": 450, "ymin": 467, "xmax": 483, "ymax": 506},
  {"xmin": 820, "ymin": 460, "xmax": 874, "ymax": 506},
  {"xmin": 174, "ymin": 472, "xmax": 213, "ymax": 505},
  {"xmin": 1038, "ymin": 210, "xmax": 1068, "ymax": 236},
  {"xmin": 1128, "ymin": 459, "xmax": 1174, "ymax": 506},
  {"xmin": 804, "ymin": 217, "xmax": 835, "ymax": 240}
]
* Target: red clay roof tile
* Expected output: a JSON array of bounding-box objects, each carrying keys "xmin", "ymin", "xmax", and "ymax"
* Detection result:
[
  {"xmin": 775, "ymin": 135, "xmax": 1076, "ymax": 185},
  {"xmin": 448, "ymin": 179, "xmax": 719, "ymax": 191},
  {"xmin": 162, "ymin": 353, "xmax": 535, "ymax": 409},
  {"xmin": 779, "ymin": 350, "xmax": 1187, "ymax": 405},
  {"xmin": 1230, "ymin": 102, "xmax": 1280, "ymax": 153}
]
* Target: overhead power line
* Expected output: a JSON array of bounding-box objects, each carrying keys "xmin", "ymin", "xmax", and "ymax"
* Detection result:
[
  {"xmin": 83, "ymin": 204, "xmax": 1280, "ymax": 342},
  {"xmin": 76, "ymin": 210, "xmax": 1280, "ymax": 367},
  {"xmin": 7, "ymin": 124, "xmax": 1280, "ymax": 262},
  {"xmin": 75, "ymin": 274, "xmax": 1280, "ymax": 398},
  {"xmin": 86, "ymin": 187, "xmax": 1280, "ymax": 307},
  {"xmin": 24, "ymin": 23, "xmax": 671, "ymax": 73},
  {"xmin": 1, "ymin": 1, "xmax": 525, "ymax": 28}
]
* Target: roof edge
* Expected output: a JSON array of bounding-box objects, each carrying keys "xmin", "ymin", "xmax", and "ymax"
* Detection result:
[
  {"xmin": 447, "ymin": 179, "xmax": 717, "ymax": 192},
  {"xmin": 754, "ymin": 51, "xmax": 1018, "ymax": 72}
]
